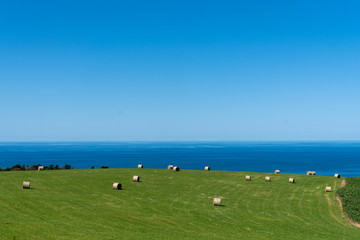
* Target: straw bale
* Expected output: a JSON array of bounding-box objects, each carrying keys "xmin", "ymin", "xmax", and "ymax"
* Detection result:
[
  {"xmin": 213, "ymin": 198, "xmax": 222, "ymax": 206},
  {"xmin": 138, "ymin": 164, "xmax": 143, "ymax": 169},
  {"xmin": 23, "ymin": 181, "xmax": 30, "ymax": 189},
  {"xmin": 245, "ymin": 175, "xmax": 251, "ymax": 181},
  {"xmin": 112, "ymin": 183, "xmax": 122, "ymax": 190},
  {"xmin": 289, "ymin": 178, "xmax": 295, "ymax": 183},
  {"xmin": 205, "ymin": 166, "xmax": 210, "ymax": 171},
  {"xmin": 133, "ymin": 176, "xmax": 140, "ymax": 182}
]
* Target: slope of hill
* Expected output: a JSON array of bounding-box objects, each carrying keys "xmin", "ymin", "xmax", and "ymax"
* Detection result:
[{"xmin": 0, "ymin": 168, "xmax": 357, "ymax": 239}]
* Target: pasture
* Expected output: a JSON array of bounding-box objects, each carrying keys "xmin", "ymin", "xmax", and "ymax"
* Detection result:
[{"xmin": 0, "ymin": 168, "xmax": 358, "ymax": 239}]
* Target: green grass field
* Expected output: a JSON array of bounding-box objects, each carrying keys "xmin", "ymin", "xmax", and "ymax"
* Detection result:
[{"xmin": 0, "ymin": 168, "xmax": 358, "ymax": 239}]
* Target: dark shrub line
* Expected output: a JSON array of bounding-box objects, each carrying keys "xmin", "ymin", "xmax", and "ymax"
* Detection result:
[{"xmin": 0, "ymin": 164, "xmax": 72, "ymax": 171}]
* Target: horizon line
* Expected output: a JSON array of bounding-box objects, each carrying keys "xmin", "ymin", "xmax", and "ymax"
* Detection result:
[{"xmin": 0, "ymin": 140, "xmax": 359, "ymax": 143}]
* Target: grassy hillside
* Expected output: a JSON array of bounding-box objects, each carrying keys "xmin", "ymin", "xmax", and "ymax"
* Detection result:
[
  {"xmin": 0, "ymin": 168, "xmax": 358, "ymax": 239},
  {"xmin": 337, "ymin": 177, "xmax": 360, "ymax": 223}
]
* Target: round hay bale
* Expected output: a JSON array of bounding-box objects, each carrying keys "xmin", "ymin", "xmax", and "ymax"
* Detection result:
[
  {"xmin": 137, "ymin": 164, "xmax": 143, "ymax": 169},
  {"xmin": 311, "ymin": 171, "xmax": 316, "ymax": 175},
  {"xmin": 306, "ymin": 171, "xmax": 311, "ymax": 175},
  {"xmin": 265, "ymin": 176, "xmax": 271, "ymax": 182},
  {"xmin": 275, "ymin": 170, "xmax": 280, "ymax": 174},
  {"xmin": 23, "ymin": 181, "xmax": 30, "ymax": 189},
  {"xmin": 173, "ymin": 166, "xmax": 180, "ymax": 171},
  {"xmin": 213, "ymin": 198, "xmax": 222, "ymax": 206},
  {"xmin": 133, "ymin": 176, "xmax": 140, "ymax": 182},
  {"xmin": 38, "ymin": 166, "xmax": 44, "ymax": 171},
  {"xmin": 205, "ymin": 166, "xmax": 210, "ymax": 171},
  {"xmin": 167, "ymin": 165, "xmax": 173, "ymax": 169},
  {"xmin": 289, "ymin": 178, "xmax": 295, "ymax": 183},
  {"xmin": 112, "ymin": 183, "xmax": 122, "ymax": 190},
  {"xmin": 334, "ymin": 174, "xmax": 340, "ymax": 178},
  {"xmin": 245, "ymin": 175, "xmax": 251, "ymax": 181},
  {"xmin": 325, "ymin": 186, "xmax": 332, "ymax": 192}
]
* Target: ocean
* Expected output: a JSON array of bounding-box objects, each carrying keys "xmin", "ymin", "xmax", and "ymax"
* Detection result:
[{"xmin": 0, "ymin": 141, "xmax": 359, "ymax": 176}]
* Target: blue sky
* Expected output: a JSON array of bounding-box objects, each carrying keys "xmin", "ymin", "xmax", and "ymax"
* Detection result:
[{"xmin": 1, "ymin": 0, "xmax": 359, "ymax": 141}]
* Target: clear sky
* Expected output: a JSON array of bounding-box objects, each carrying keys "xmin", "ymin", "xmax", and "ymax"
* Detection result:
[{"xmin": 1, "ymin": 0, "xmax": 359, "ymax": 141}]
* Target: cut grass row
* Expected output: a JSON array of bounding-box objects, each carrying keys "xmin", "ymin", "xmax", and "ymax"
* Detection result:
[{"xmin": 0, "ymin": 169, "xmax": 358, "ymax": 239}]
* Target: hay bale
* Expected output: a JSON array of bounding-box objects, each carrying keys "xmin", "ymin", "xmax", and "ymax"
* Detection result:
[
  {"xmin": 307, "ymin": 171, "xmax": 316, "ymax": 175},
  {"xmin": 334, "ymin": 174, "xmax": 340, "ymax": 178},
  {"xmin": 112, "ymin": 183, "xmax": 122, "ymax": 190},
  {"xmin": 245, "ymin": 175, "xmax": 251, "ymax": 181},
  {"xmin": 289, "ymin": 178, "xmax": 295, "ymax": 183},
  {"xmin": 213, "ymin": 198, "xmax": 222, "ymax": 206},
  {"xmin": 275, "ymin": 170, "xmax": 280, "ymax": 174},
  {"xmin": 38, "ymin": 166, "xmax": 44, "ymax": 171},
  {"xmin": 133, "ymin": 176, "xmax": 140, "ymax": 182},
  {"xmin": 138, "ymin": 164, "xmax": 143, "ymax": 169},
  {"xmin": 173, "ymin": 166, "xmax": 180, "ymax": 171},
  {"xmin": 325, "ymin": 186, "xmax": 332, "ymax": 192},
  {"xmin": 265, "ymin": 176, "xmax": 271, "ymax": 182},
  {"xmin": 167, "ymin": 165, "xmax": 173, "ymax": 169},
  {"xmin": 306, "ymin": 171, "xmax": 311, "ymax": 175},
  {"xmin": 205, "ymin": 166, "xmax": 210, "ymax": 171},
  {"xmin": 23, "ymin": 181, "xmax": 30, "ymax": 189},
  {"xmin": 311, "ymin": 171, "xmax": 316, "ymax": 175}
]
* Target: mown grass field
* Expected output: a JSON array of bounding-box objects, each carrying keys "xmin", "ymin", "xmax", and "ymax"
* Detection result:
[{"xmin": 0, "ymin": 168, "xmax": 358, "ymax": 239}]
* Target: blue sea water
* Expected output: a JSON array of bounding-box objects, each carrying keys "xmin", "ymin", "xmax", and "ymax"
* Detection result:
[{"xmin": 0, "ymin": 141, "xmax": 359, "ymax": 177}]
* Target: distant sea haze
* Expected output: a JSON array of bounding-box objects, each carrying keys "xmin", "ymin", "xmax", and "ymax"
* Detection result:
[{"xmin": 0, "ymin": 141, "xmax": 359, "ymax": 177}]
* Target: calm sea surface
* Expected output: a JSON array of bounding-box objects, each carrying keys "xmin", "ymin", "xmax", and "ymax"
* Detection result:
[{"xmin": 0, "ymin": 142, "xmax": 359, "ymax": 176}]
